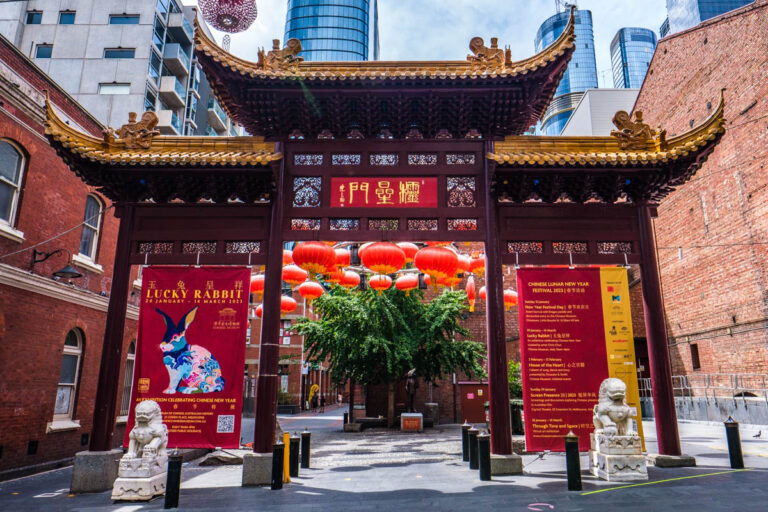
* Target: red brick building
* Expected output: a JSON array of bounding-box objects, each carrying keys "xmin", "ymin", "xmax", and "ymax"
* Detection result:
[
  {"xmin": 635, "ymin": 0, "xmax": 768, "ymax": 380},
  {"xmin": 0, "ymin": 34, "xmax": 137, "ymax": 478}
]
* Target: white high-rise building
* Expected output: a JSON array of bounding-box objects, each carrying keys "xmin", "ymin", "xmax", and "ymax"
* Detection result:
[{"xmin": 0, "ymin": 0, "xmax": 239, "ymax": 136}]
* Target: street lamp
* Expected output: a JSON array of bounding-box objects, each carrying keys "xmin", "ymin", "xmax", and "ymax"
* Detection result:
[{"xmin": 31, "ymin": 248, "xmax": 83, "ymax": 279}]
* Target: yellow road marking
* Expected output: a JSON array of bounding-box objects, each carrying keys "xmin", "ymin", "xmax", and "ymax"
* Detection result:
[{"xmin": 580, "ymin": 469, "xmax": 752, "ymax": 495}]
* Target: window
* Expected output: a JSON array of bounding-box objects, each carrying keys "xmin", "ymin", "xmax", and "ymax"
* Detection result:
[
  {"xmin": 153, "ymin": 16, "xmax": 165, "ymax": 50},
  {"xmin": 0, "ymin": 141, "xmax": 24, "ymax": 226},
  {"xmin": 59, "ymin": 11, "xmax": 75, "ymax": 24},
  {"xmin": 145, "ymin": 84, "xmax": 158, "ymax": 111},
  {"xmin": 109, "ymin": 14, "xmax": 140, "ymax": 24},
  {"xmin": 119, "ymin": 341, "xmax": 136, "ymax": 417},
  {"xmin": 26, "ymin": 11, "xmax": 42, "ymax": 24},
  {"xmin": 78, "ymin": 195, "xmax": 103, "ymax": 260},
  {"xmin": 55, "ymin": 329, "xmax": 83, "ymax": 420},
  {"xmin": 148, "ymin": 50, "xmax": 162, "ymax": 83},
  {"xmin": 98, "ymin": 83, "xmax": 131, "ymax": 95},
  {"xmin": 690, "ymin": 343, "xmax": 701, "ymax": 370},
  {"xmin": 35, "ymin": 44, "xmax": 52, "ymax": 59},
  {"xmin": 104, "ymin": 48, "xmax": 135, "ymax": 59}
]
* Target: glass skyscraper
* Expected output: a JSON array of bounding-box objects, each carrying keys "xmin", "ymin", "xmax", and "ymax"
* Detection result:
[
  {"xmin": 610, "ymin": 28, "xmax": 657, "ymax": 89},
  {"xmin": 284, "ymin": 0, "xmax": 379, "ymax": 61},
  {"xmin": 660, "ymin": 0, "xmax": 753, "ymax": 36},
  {"xmin": 534, "ymin": 9, "xmax": 598, "ymax": 136}
]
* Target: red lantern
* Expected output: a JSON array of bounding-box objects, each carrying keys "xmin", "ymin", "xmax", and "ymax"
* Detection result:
[
  {"xmin": 395, "ymin": 274, "xmax": 419, "ymax": 296},
  {"xmin": 360, "ymin": 242, "xmax": 406, "ymax": 275},
  {"xmin": 340, "ymin": 271, "xmax": 361, "ymax": 289},
  {"xmin": 254, "ymin": 304, "xmax": 263, "ymax": 318},
  {"xmin": 281, "ymin": 295, "xmax": 297, "ymax": 316},
  {"xmin": 504, "ymin": 289, "xmax": 518, "ymax": 311},
  {"xmin": 466, "ymin": 276, "xmax": 476, "ymax": 312},
  {"xmin": 324, "ymin": 269, "xmax": 344, "ymax": 284},
  {"xmin": 426, "ymin": 241, "xmax": 452, "ymax": 247},
  {"xmin": 423, "ymin": 274, "xmax": 431, "ymax": 287},
  {"xmin": 479, "ymin": 286, "xmax": 486, "ymax": 300},
  {"xmin": 414, "ymin": 247, "xmax": 459, "ymax": 283},
  {"xmin": 335, "ymin": 248, "xmax": 351, "ymax": 269},
  {"xmin": 282, "ymin": 264, "xmax": 308, "ymax": 287},
  {"xmin": 293, "ymin": 241, "xmax": 336, "ymax": 279},
  {"xmin": 457, "ymin": 255, "xmax": 471, "ymax": 275},
  {"xmin": 397, "ymin": 242, "xmax": 419, "ymax": 263},
  {"xmin": 442, "ymin": 275, "xmax": 461, "ymax": 288},
  {"xmin": 470, "ymin": 256, "xmax": 486, "ymax": 276},
  {"xmin": 250, "ymin": 274, "xmax": 265, "ymax": 296},
  {"xmin": 369, "ymin": 274, "xmax": 392, "ymax": 295},
  {"xmin": 358, "ymin": 242, "xmax": 374, "ymax": 261},
  {"xmin": 199, "ymin": 0, "xmax": 258, "ymax": 33},
  {"xmin": 283, "ymin": 250, "xmax": 293, "ymax": 265},
  {"xmin": 297, "ymin": 281, "xmax": 324, "ymax": 305}
]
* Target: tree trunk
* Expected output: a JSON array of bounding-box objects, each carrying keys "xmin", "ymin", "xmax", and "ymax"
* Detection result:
[
  {"xmin": 387, "ymin": 382, "xmax": 395, "ymax": 428},
  {"xmin": 349, "ymin": 379, "xmax": 355, "ymax": 423}
]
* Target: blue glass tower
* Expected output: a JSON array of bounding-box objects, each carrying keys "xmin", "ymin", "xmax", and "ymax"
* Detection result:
[
  {"xmin": 284, "ymin": 0, "xmax": 377, "ymax": 62},
  {"xmin": 661, "ymin": 0, "xmax": 753, "ymax": 36},
  {"xmin": 610, "ymin": 28, "xmax": 657, "ymax": 89},
  {"xmin": 534, "ymin": 10, "xmax": 598, "ymax": 136}
]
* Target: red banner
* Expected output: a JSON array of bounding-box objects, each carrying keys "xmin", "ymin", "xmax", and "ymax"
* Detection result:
[
  {"xmin": 330, "ymin": 177, "xmax": 438, "ymax": 208},
  {"xmin": 125, "ymin": 266, "xmax": 250, "ymax": 449},
  {"xmin": 517, "ymin": 268, "xmax": 642, "ymax": 452}
]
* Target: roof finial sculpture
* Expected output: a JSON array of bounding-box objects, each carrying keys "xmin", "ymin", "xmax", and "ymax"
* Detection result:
[
  {"xmin": 467, "ymin": 37, "xmax": 506, "ymax": 71},
  {"xmin": 610, "ymin": 111, "xmax": 666, "ymax": 150},
  {"xmin": 257, "ymin": 38, "xmax": 304, "ymax": 72},
  {"xmin": 102, "ymin": 111, "xmax": 161, "ymax": 150}
]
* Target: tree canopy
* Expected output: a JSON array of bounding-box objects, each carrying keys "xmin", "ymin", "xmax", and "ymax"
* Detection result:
[{"xmin": 292, "ymin": 286, "xmax": 486, "ymax": 389}]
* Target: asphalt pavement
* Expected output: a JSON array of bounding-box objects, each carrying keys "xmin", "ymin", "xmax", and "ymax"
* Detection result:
[{"xmin": 1, "ymin": 410, "xmax": 767, "ymax": 512}]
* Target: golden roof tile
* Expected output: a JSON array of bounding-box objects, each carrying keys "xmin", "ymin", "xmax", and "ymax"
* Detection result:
[
  {"xmin": 488, "ymin": 90, "xmax": 726, "ymax": 167},
  {"xmin": 193, "ymin": 11, "xmax": 575, "ymax": 81},
  {"xmin": 44, "ymin": 99, "xmax": 282, "ymax": 167}
]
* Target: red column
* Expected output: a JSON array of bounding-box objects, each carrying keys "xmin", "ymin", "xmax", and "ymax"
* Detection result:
[
  {"xmin": 482, "ymin": 142, "xmax": 512, "ymax": 455},
  {"xmin": 638, "ymin": 205, "xmax": 682, "ymax": 456},
  {"xmin": 253, "ymin": 156, "xmax": 286, "ymax": 453},
  {"xmin": 90, "ymin": 205, "xmax": 134, "ymax": 451}
]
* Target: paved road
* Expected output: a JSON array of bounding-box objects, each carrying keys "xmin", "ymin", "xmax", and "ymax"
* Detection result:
[{"xmin": 1, "ymin": 419, "xmax": 767, "ymax": 511}]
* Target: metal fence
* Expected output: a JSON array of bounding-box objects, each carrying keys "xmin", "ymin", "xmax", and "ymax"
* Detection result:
[{"xmin": 639, "ymin": 373, "xmax": 768, "ymax": 401}]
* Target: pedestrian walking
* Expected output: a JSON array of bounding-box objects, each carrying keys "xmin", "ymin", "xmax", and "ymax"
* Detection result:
[{"xmin": 320, "ymin": 395, "xmax": 326, "ymax": 412}]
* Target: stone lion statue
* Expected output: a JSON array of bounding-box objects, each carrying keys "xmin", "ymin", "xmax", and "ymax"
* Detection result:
[
  {"xmin": 593, "ymin": 378, "xmax": 636, "ymax": 436},
  {"xmin": 120, "ymin": 400, "xmax": 168, "ymax": 478}
]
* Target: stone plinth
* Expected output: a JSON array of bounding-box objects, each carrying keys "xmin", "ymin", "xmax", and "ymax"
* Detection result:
[
  {"xmin": 648, "ymin": 453, "xmax": 696, "ymax": 467},
  {"xmin": 70, "ymin": 449, "xmax": 122, "ymax": 493},
  {"xmin": 242, "ymin": 452, "xmax": 272, "ymax": 486},
  {"xmin": 111, "ymin": 472, "xmax": 166, "ymax": 501},
  {"xmin": 590, "ymin": 433, "xmax": 647, "ymax": 482},
  {"xmin": 490, "ymin": 453, "xmax": 523, "ymax": 475},
  {"xmin": 400, "ymin": 413, "xmax": 423, "ymax": 432}
]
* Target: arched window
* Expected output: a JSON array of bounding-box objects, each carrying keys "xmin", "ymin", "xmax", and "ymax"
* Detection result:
[
  {"xmin": 0, "ymin": 140, "xmax": 25, "ymax": 227},
  {"xmin": 55, "ymin": 329, "xmax": 84, "ymax": 420},
  {"xmin": 78, "ymin": 195, "xmax": 103, "ymax": 260},
  {"xmin": 119, "ymin": 341, "xmax": 136, "ymax": 417}
]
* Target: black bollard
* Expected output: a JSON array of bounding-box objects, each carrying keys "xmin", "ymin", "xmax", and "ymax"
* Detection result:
[
  {"xmin": 725, "ymin": 417, "xmax": 744, "ymax": 469},
  {"xmin": 468, "ymin": 427, "xmax": 479, "ymax": 470},
  {"xmin": 289, "ymin": 434, "xmax": 300, "ymax": 478},
  {"xmin": 343, "ymin": 412, "xmax": 349, "ymax": 425},
  {"xmin": 461, "ymin": 421, "xmax": 471, "ymax": 462},
  {"xmin": 271, "ymin": 442, "xmax": 285, "ymax": 490},
  {"xmin": 564, "ymin": 430, "xmax": 582, "ymax": 491},
  {"xmin": 300, "ymin": 429, "xmax": 311, "ymax": 469},
  {"xmin": 477, "ymin": 431, "xmax": 491, "ymax": 481},
  {"xmin": 164, "ymin": 449, "xmax": 183, "ymax": 509}
]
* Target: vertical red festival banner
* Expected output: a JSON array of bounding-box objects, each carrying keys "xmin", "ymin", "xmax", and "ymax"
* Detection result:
[
  {"xmin": 517, "ymin": 267, "xmax": 643, "ymax": 452},
  {"xmin": 125, "ymin": 266, "xmax": 250, "ymax": 449}
]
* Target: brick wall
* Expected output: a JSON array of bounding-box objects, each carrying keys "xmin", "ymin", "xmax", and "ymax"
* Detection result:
[{"xmin": 634, "ymin": 0, "xmax": 768, "ymax": 377}]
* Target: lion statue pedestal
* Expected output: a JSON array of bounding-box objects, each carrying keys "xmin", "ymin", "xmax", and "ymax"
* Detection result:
[
  {"xmin": 589, "ymin": 378, "xmax": 648, "ymax": 482},
  {"xmin": 111, "ymin": 400, "xmax": 169, "ymax": 501}
]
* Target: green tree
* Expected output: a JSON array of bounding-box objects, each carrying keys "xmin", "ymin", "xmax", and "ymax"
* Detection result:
[
  {"xmin": 293, "ymin": 286, "xmax": 486, "ymax": 426},
  {"xmin": 508, "ymin": 360, "xmax": 523, "ymax": 399}
]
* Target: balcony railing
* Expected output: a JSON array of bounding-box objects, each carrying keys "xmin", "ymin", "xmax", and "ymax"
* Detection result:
[
  {"xmin": 159, "ymin": 75, "xmax": 186, "ymax": 108},
  {"xmin": 163, "ymin": 43, "xmax": 190, "ymax": 78},
  {"xmin": 207, "ymin": 98, "xmax": 227, "ymax": 132}
]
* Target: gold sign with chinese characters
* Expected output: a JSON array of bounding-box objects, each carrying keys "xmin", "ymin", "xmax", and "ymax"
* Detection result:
[{"xmin": 330, "ymin": 178, "xmax": 438, "ymax": 208}]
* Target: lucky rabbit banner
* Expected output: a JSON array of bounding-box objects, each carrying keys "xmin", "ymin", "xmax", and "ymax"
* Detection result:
[{"xmin": 125, "ymin": 266, "xmax": 249, "ymax": 449}]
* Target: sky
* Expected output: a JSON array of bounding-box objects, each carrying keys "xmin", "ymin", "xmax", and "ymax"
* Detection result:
[{"xmin": 183, "ymin": 0, "xmax": 668, "ymax": 87}]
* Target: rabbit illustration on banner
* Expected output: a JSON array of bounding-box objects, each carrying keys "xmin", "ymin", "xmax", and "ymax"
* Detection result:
[{"xmin": 156, "ymin": 306, "xmax": 225, "ymax": 394}]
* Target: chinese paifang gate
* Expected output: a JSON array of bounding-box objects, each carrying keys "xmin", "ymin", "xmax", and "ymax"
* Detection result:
[{"xmin": 46, "ymin": 8, "xmax": 724, "ymax": 469}]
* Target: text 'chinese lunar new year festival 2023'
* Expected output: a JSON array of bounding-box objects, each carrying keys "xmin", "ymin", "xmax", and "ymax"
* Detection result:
[{"xmin": 43, "ymin": 6, "xmax": 726, "ymax": 490}]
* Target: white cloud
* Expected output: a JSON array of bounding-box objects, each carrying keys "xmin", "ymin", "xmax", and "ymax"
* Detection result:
[{"xmin": 184, "ymin": 0, "xmax": 667, "ymax": 87}]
